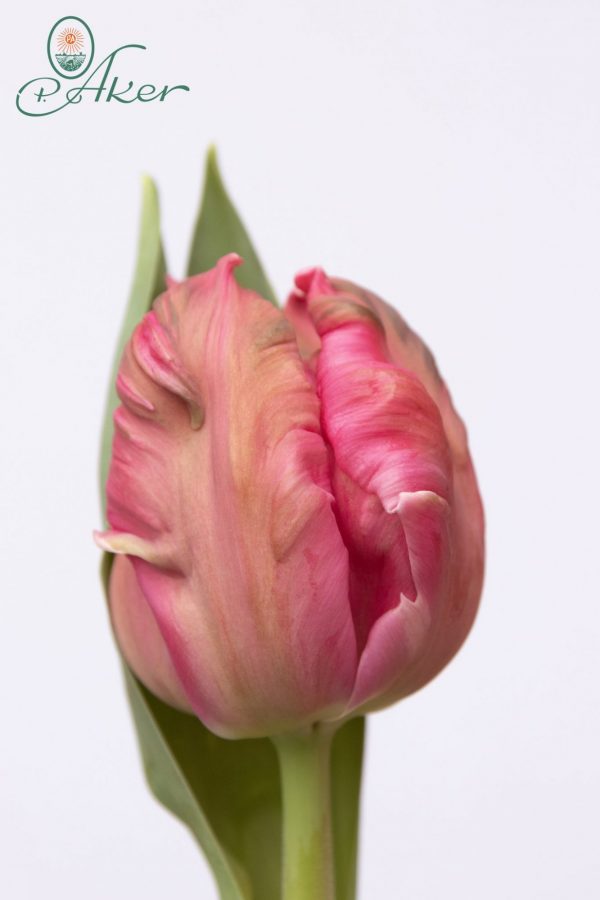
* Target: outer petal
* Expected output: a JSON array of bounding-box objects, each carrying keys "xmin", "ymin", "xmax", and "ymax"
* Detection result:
[
  {"xmin": 97, "ymin": 255, "xmax": 356, "ymax": 738},
  {"xmin": 289, "ymin": 269, "xmax": 484, "ymax": 714},
  {"xmin": 107, "ymin": 555, "xmax": 192, "ymax": 713}
]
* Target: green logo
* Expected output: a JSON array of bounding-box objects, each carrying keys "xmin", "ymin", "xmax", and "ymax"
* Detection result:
[
  {"xmin": 47, "ymin": 16, "xmax": 94, "ymax": 78},
  {"xmin": 16, "ymin": 15, "xmax": 190, "ymax": 117}
]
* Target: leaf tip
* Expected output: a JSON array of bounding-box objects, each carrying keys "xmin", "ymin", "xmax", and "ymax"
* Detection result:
[
  {"xmin": 205, "ymin": 144, "xmax": 220, "ymax": 174},
  {"xmin": 203, "ymin": 144, "xmax": 226, "ymax": 199}
]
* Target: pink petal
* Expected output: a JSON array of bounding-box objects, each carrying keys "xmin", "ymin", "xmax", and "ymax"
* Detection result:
[
  {"xmin": 285, "ymin": 275, "xmax": 321, "ymax": 364},
  {"xmin": 107, "ymin": 555, "xmax": 192, "ymax": 712},
  {"xmin": 101, "ymin": 256, "xmax": 356, "ymax": 737},
  {"xmin": 290, "ymin": 269, "xmax": 483, "ymax": 712},
  {"xmin": 330, "ymin": 277, "xmax": 485, "ymax": 709}
]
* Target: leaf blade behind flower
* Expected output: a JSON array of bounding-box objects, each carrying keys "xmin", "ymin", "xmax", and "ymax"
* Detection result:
[{"xmin": 187, "ymin": 146, "xmax": 278, "ymax": 305}]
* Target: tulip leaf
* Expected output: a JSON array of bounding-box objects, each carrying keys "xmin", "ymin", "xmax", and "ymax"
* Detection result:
[
  {"xmin": 187, "ymin": 146, "xmax": 278, "ymax": 305},
  {"xmin": 99, "ymin": 159, "xmax": 365, "ymax": 900}
]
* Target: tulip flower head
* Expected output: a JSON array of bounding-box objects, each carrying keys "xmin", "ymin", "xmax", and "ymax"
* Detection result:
[{"xmin": 96, "ymin": 255, "xmax": 484, "ymax": 739}]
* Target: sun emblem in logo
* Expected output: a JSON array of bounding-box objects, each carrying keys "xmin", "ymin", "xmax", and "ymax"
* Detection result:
[
  {"xmin": 58, "ymin": 27, "xmax": 84, "ymax": 54},
  {"xmin": 55, "ymin": 25, "xmax": 86, "ymax": 72},
  {"xmin": 47, "ymin": 16, "xmax": 95, "ymax": 79}
]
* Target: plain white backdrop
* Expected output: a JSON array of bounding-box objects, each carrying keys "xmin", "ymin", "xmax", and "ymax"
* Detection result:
[{"xmin": 2, "ymin": 1, "xmax": 599, "ymax": 897}]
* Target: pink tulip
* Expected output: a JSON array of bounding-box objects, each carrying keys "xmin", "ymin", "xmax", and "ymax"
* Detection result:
[{"xmin": 96, "ymin": 255, "xmax": 484, "ymax": 739}]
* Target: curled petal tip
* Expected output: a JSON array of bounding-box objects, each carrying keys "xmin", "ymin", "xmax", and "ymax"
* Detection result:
[
  {"xmin": 93, "ymin": 529, "xmax": 169, "ymax": 566},
  {"xmin": 93, "ymin": 528, "xmax": 143, "ymax": 556},
  {"xmin": 294, "ymin": 267, "xmax": 318, "ymax": 291},
  {"xmin": 116, "ymin": 372, "xmax": 155, "ymax": 413},
  {"xmin": 217, "ymin": 252, "xmax": 243, "ymax": 279},
  {"xmin": 386, "ymin": 490, "xmax": 450, "ymax": 516},
  {"xmin": 294, "ymin": 267, "xmax": 331, "ymax": 297},
  {"xmin": 93, "ymin": 529, "xmax": 116, "ymax": 552},
  {"xmin": 211, "ymin": 253, "xmax": 244, "ymax": 298}
]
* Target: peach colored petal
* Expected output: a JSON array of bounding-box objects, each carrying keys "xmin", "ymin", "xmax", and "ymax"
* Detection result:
[
  {"xmin": 104, "ymin": 256, "xmax": 356, "ymax": 738},
  {"xmin": 108, "ymin": 555, "xmax": 192, "ymax": 713}
]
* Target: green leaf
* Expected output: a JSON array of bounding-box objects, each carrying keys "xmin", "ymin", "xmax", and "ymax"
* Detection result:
[
  {"xmin": 187, "ymin": 146, "xmax": 278, "ymax": 305},
  {"xmin": 125, "ymin": 670, "xmax": 283, "ymax": 899},
  {"xmin": 99, "ymin": 155, "xmax": 364, "ymax": 900}
]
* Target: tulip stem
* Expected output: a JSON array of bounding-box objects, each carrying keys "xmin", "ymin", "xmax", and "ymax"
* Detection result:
[{"xmin": 273, "ymin": 723, "xmax": 337, "ymax": 900}]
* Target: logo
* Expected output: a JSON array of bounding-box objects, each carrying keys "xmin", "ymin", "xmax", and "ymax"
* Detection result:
[
  {"xmin": 47, "ymin": 16, "xmax": 94, "ymax": 77},
  {"xmin": 16, "ymin": 15, "xmax": 189, "ymax": 117}
]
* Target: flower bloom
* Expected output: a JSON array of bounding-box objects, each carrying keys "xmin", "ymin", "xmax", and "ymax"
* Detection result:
[{"xmin": 96, "ymin": 255, "xmax": 484, "ymax": 738}]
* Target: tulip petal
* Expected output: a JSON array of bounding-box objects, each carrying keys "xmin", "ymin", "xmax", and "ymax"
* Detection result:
[
  {"xmin": 105, "ymin": 256, "xmax": 356, "ymax": 737},
  {"xmin": 291, "ymin": 270, "xmax": 457, "ymax": 710},
  {"xmin": 108, "ymin": 555, "xmax": 192, "ymax": 713},
  {"xmin": 285, "ymin": 273, "xmax": 322, "ymax": 364},
  {"xmin": 327, "ymin": 276, "xmax": 485, "ymax": 709}
]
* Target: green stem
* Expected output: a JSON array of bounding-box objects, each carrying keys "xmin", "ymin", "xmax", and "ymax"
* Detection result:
[{"xmin": 273, "ymin": 723, "xmax": 337, "ymax": 900}]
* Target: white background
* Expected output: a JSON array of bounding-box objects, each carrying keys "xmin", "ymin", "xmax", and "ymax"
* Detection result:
[{"xmin": 1, "ymin": 1, "xmax": 599, "ymax": 897}]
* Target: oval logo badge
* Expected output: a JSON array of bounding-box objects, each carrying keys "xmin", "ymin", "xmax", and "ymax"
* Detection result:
[{"xmin": 47, "ymin": 16, "xmax": 94, "ymax": 79}]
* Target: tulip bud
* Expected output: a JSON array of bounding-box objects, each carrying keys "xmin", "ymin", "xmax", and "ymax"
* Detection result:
[{"xmin": 96, "ymin": 254, "xmax": 483, "ymax": 739}]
